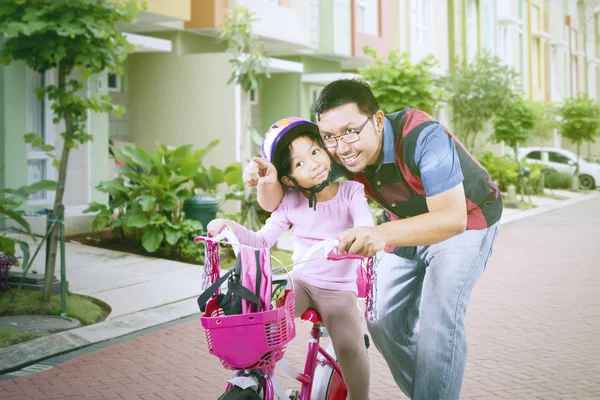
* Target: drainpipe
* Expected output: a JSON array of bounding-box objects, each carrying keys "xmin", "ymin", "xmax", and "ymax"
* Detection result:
[
  {"xmin": 580, "ymin": 0, "xmax": 589, "ymax": 92},
  {"xmin": 234, "ymin": 84, "xmax": 242, "ymax": 163},
  {"xmin": 448, "ymin": 0, "xmax": 456, "ymax": 68}
]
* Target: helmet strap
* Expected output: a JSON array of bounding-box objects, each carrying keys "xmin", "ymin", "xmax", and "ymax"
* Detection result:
[{"xmin": 286, "ymin": 171, "xmax": 332, "ymax": 211}]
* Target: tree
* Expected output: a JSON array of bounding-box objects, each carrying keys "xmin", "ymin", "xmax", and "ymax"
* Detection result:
[
  {"xmin": 0, "ymin": 0, "xmax": 140, "ymax": 300},
  {"xmin": 443, "ymin": 51, "xmax": 519, "ymax": 151},
  {"xmin": 219, "ymin": 6, "xmax": 270, "ymax": 230},
  {"xmin": 359, "ymin": 47, "xmax": 444, "ymax": 115},
  {"xmin": 531, "ymin": 101, "xmax": 560, "ymax": 191},
  {"xmin": 492, "ymin": 98, "xmax": 537, "ymax": 201},
  {"xmin": 219, "ymin": 6, "xmax": 269, "ymax": 93},
  {"xmin": 559, "ymin": 94, "xmax": 600, "ymax": 181}
]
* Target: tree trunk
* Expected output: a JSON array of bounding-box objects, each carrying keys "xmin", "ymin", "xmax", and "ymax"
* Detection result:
[
  {"xmin": 539, "ymin": 145, "xmax": 545, "ymax": 193},
  {"xmin": 469, "ymin": 133, "xmax": 477, "ymax": 154},
  {"xmin": 514, "ymin": 149, "xmax": 525, "ymax": 202},
  {"xmin": 571, "ymin": 142, "xmax": 581, "ymax": 191},
  {"xmin": 42, "ymin": 66, "xmax": 73, "ymax": 301}
]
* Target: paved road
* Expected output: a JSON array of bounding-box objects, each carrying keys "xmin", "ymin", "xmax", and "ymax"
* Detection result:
[{"xmin": 1, "ymin": 199, "xmax": 599, "ymax": 399}]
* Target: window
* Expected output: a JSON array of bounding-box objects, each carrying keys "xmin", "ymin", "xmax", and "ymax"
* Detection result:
[
  {"xmin": 548, "ymin": 151, "xmax": 571, "ymax": 164},
  {"xmin": 356, "ymin": 0, "xmax": 379, "ymax": 36},
  {"xmin": 249, "ymin": 88, "xmax": 259, "ymax": 105},
  {"xmin": 550, "ymin": 47, "xmax": 559, "ymax": 101},
  {"xmin": 498, "ymin": 25, "xmax": 510, "ymax": 64},
  {"xmin": 26, "ymin": 69, "xmax": 54, "ymax": 203},
  {"xmin": 566, "ymin": 16, "xmax": 580, "ymax": 96},
  {"xmin": 466, "ymin": 0, "xmax": 478, "ymax": 62},
  {"xmin": 526, "ymin": 151, "xmax": 542, "ymax": 160},
  {"xmin": 411, "ymin": 0, "xmax": 429, "ymax": 62},
  {"xmin": 482, "ymin": 0, "xmax": 494, "ymax": 52},
  {"xmin": 107, "ymin": 73, "xmax": 121, "ymax": 92},
  {"xmin": 531, "ymin": 5, "xmax": 541, "ymax": 90}
]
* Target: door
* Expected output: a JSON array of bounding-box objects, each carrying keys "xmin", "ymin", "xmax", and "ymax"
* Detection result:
[{"xmin": 546, "ymin": 150, "xmax": 576, "ymax": 174}]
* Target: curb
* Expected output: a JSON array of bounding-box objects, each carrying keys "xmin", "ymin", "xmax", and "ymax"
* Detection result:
[
  {"xmin": 1, "ymin": 191, "xmax": 598, "ymax": 375},
  {"xmin": 0, "ymin": 297, "xmax": 199, "ymax": 374}
]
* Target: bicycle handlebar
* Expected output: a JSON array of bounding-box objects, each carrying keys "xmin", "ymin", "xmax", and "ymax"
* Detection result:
[{"xmin": 195, "ymin": 228, "xmax": 364, "ymax": 280}]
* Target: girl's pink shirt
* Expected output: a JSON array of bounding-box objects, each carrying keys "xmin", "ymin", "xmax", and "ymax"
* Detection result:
[{"xmin": 232, "ymin": 181, "xmax": 374, "ymax": 293}]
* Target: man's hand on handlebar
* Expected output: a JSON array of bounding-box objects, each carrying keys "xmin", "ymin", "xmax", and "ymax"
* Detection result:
[{"xmin": 337, "ymin": 226, "xmax": 386, "ymax": 258}]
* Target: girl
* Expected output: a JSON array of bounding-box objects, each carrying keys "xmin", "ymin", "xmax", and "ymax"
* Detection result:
[{"xmin": 208, "ymin": 118, "xmax": 372, "ymax": 400}]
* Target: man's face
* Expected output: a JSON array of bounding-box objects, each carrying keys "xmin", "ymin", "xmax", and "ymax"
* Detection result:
[{"xmin": 317, "ymin": 103, "xmax": 383, "ymax": 173}]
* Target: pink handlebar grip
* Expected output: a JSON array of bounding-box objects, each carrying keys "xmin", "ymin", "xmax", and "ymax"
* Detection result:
[{"xmin": 326, "ymin": 249, "xmax": 365, "ymax": 261}]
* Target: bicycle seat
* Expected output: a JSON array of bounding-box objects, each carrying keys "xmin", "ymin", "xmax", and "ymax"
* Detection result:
[{"xmin": 300, "ymin": 309, "xmax": 323, "ymax": 324}]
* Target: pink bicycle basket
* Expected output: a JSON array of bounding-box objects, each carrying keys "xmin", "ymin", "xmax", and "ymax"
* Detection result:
[{"xmin": 201, "ymin": 289, "xmax": 296, "ymax": 370}]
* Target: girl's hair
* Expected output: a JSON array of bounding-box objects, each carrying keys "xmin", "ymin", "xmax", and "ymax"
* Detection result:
[{"xmin": 274, "ymin": 132, "xmax": 331, "ymax": 188}]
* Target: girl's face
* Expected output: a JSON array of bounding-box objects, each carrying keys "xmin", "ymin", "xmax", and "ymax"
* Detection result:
[{"xmin": 283, "ymin": 136, "xmax": 331, "ymax": 188}]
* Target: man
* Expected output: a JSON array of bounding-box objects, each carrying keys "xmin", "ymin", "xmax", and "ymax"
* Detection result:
[{"xmin": 244, "ymin": 79, "xmax": 501, "ymax": 399}]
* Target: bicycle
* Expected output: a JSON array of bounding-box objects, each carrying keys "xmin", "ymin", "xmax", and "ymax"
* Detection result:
[{"xmin": 195, "ymin": 229, "xmax": 376, "ymax": 400}]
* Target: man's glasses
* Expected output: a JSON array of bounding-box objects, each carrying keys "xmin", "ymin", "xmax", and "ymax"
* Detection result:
[{"xmin": 322, "ymin": 114, "xmax": 373, "ymax": 148}]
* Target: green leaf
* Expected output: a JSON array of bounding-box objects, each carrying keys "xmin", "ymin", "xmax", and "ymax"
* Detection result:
[
  {"xmin": 16, "ymin": 240, "xmax": 31, "ymax": 270},
  {"xmin": 127, "ymin": 212, "xmax": 149, "ymax": 228},
  {"xmin": 142, "ymin": 227, "xmax": 163, "ymax": 252},
  {"xmin": 83, "ymin": 202, "xmax": 107, "ymax": 213},
  {"xmin": 194, "ymin": 139, "xmax": 219, "ymax": 163},
  {"xmin": 139, "ymin": 195, "xmax": 156, "ymax": 212},
  {"xmin": 180, "ymin": 162, "xmax": 201, "ymax": 177},
  {"xmin": 113, "ymin": 104, "xmax": 126, "ymax": 118},
  {"xmin": 208, "ymin": 166, "xmax": 225, "ymax": 185},
  {"xmin": 173, "ymin": 144, "xmax": 193, "ymax": 159},
  {"xmin": 98, "ymin": 179, "xmax": 126, "ymax": 193},
  {"xmin": 123, "ymin": 146, "xmax": 153, "ymax": 171},
  {"xmin": 25, "ymin": 180, "xmax": 57, "ymax": 193},
  {"xmin": 0, "ymin": 209, "xmax": 31, "ymax": 234},
  {"xmin": 24, "ymin": 133, "xmax": 41, "ymax": 144},
  {"xmin": 150, "ymin": 215, "xmax": 168, "ymax": 225},
  {"xmin": 193, "ymin": 173, "xmax": 211, "ymax": 191},
  {"xmin": 224, "ymin": 164, "xmax": 242, "ymax": 186},
  {"xmin": 165, "ymin": 227, "xmax": 182, "ymax": 245},
  {"xmin": 0, "ymin": 236, "xmax": 16, "ymax": 256}
]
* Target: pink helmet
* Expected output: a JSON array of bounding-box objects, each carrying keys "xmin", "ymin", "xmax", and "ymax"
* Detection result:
[{"xmin": 261, "ymin": 117, "xmax": 321, "ymax": 168}]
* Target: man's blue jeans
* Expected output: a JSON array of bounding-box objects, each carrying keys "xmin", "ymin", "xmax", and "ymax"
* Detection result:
[{"xmin": 367, "ymin": 223, "xmax": 499, "ymax": 399}]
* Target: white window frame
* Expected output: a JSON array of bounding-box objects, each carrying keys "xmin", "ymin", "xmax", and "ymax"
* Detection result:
[
  {"xmin": 482, "ymin": 0, "xmax": 495, "ymax": 53},
  {"xmin": 356, "ymin": 0, "xmax": 367, "ymax": 33},
  {"xmin": 411, "ymin": 0, "xmax": 430, "ymax": 62},
  {"xmin": 466, "ymin": 0, "xmax": 478, "ymax": 62},
  {"xmin": 26, "ymin": 69, "xmax": 56, "ymax": 206},
  {"xmin": 356, "ymin": 0, "xmax": 379, "ymax": 36},
  {"xmin": 550, "ymin": 46, "xmax": 560, "ymax": 101},
  {"xmin": 498, "ymin": 24, "xmax": 511, "ymax": 64}
]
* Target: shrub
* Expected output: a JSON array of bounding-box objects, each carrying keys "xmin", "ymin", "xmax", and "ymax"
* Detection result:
[{"xmin": 85, "ymin": 141, "xmax": 242, "ymax": 264}]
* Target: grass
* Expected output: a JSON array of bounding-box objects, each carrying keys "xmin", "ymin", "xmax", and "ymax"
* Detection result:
[
  {"xmin": 541, "ymin": 193, "xmax": 570, "ymax": 201},
  {"xmin": 0, "ymin": 289, "xmax": 109, "ymax": 326},
  {"xmin": 0, "ymin": 327, "xmax": 41, "ymax": 349},
  {"xmin": 221, "ymin": 248, "xmax": 294, "ymax": 271},
  {"xmin": 505, "ymin": 201, "xmax": 537, "ymax": 210}
]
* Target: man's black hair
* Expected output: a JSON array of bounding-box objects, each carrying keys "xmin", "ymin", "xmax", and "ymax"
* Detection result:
[{"xmin": 315, "ymin": 79, "xmax": 380, "ymax": 120}]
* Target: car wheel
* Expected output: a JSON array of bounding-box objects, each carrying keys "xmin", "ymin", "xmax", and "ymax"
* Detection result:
[{"xmin": 579, "ymin": 174, "xmax": 596, "ymax": 190}]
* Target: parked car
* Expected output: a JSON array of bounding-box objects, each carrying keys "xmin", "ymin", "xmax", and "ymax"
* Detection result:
[
  {"xmin": 514, "ymin": 147, "xmax": 600, "ymax": 190},
  {"xmin": 583, "ymin": 156, "xmax": 600, "ymax": 166}
]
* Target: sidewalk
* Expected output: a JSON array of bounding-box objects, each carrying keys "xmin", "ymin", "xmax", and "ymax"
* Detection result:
[{"xmin": 1, "ymin": 189, "xmax": 598, "ymax": 374}]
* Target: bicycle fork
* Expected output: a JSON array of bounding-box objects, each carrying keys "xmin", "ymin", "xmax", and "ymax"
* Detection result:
[{"xmin": 298, "ymin": 324, "xmax": 344, "ymax": 400}]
